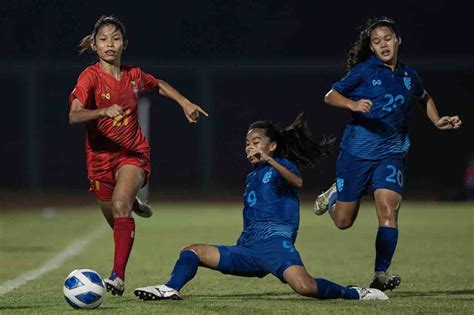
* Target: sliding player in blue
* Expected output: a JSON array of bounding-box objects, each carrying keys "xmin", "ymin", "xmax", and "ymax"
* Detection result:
[
  {"xmin": 135, "ymin": 113, "xmax": 388, "ymax": 301},
  {"xmin": 313, "ymin": 17, "xmax": 462, "ymax": 291}
]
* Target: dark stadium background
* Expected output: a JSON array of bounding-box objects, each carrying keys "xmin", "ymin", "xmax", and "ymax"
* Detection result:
[{"xmin": 1, "ymin": 0, "xmax": 472, "ymax": 204}]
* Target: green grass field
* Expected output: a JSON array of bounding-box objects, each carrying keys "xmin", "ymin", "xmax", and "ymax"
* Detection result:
[{"xmin": 0, "ymin": 202, "xmax": 473, "ymax": 314}]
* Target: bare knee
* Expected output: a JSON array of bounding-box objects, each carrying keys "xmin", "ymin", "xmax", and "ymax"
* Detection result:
[
  {"xmin": 334, "ymin": 218, "xmax": 354, "ymax": 230},
  {"xmin": 111, "ymin": 199, "xmax": 132, "ymax": 217},
  {"xmin": 181, "ymin": 244, "xmax": 204, "ymax": 259},
  {"xmin": 377, "ymin": 203, "xmax": 399, "ymax": 227}
]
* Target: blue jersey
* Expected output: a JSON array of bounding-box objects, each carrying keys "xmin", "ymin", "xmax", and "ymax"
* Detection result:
[
  {"xmin": 238, "ymin": 158, "xmax": 301, "ymax": 245},
  {"xmin": 332, "ymin": 54, "xmax": 425, "ymax": 160}
]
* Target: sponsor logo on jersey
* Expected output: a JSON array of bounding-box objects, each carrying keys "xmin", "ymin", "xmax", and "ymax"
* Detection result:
[
  {"xmin": 372, "ymin": 79, "xmax": 382, "ymax": 86},
  {"xmin": 101, "ymin": 92, "xmax": 111, "ymax": 100}
]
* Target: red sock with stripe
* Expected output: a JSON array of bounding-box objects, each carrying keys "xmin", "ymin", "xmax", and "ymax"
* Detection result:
[{"xmin": 112, "ymin": 217, "xmax": 135, "ymax": 280}]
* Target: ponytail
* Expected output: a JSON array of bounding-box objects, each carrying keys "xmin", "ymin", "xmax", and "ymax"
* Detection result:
[
  {"xmin": 280, "ymin": 113, "xmax": 336, "ymax": 168},
  {"xmin": 78, "ymin": 34, "xmax": 93, "ymax": 54}
]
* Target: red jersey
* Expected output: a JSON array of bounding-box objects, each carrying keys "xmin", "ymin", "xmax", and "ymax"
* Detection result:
[{"xmin": 69, "ymin": 63, "xmax": 159, "ymax": 180}]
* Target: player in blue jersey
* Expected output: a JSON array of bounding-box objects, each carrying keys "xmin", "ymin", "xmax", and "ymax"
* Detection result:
[
  {"xmin": 134, "ymin": 113, "xmax": 388, "ymax": 301},
  {"xmin": 313, "ymin": 17, "xmax": 462, "ymax": 291}
]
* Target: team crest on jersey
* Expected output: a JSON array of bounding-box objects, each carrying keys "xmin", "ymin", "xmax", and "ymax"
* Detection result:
[
  {"xmin": 131, "ymin": 81, "xmax": 139, "ymax": 97},
  {"xmin": 336, "ymin": 177, "xmax": 344, "ymax": 192},
  {"xmin": 262, "ymin": 170, "xmax": 273, "ymax": 184},
  {"xmin": 101, "ymin": 92, "xmax": 111, "ymax": 100},
  {"xmin": 403, "ymin": 77, "xmax": 411, "ymax": 90}
]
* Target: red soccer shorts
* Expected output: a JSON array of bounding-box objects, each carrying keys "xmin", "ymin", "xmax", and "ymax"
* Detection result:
[{"xmin": 88, "ymin": 152, "xmax": 151, "ymax": 201}]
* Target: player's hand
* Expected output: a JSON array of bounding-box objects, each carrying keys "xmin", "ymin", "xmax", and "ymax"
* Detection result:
[
  {"xmin": 182, "ymin": 100, "xmax": 209, "ymax": 123},
  {"xmin": 102, "ymin": 104, "xmax": 124, "ymax": 118},
  {"xmin": 435, "ymin": 116, "xmax": 462, "ymax": 130},
  {"xmin": 348, "ymin": 99, "xmax": 372, "ymax": 113},
  {"xmin": 246, "ymin": 146, "xmax": 271, "ymax": 162}
]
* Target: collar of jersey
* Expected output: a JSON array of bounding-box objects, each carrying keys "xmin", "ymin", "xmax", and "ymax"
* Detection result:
[{"xmin": 368, "ymin": 54, "xmax": 406, "ymax": 76}]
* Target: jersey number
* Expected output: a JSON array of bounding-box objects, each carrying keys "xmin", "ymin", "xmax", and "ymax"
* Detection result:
[
  {"xmin": 247, "ymin": 190, "xmax": 257, "ymax": 207},
  {"xmin": 382, "ymin": 94, "xmax": 405, "ymax": 112},
  {"xmin": 386, "ymin": 165, "xmax": 403, "ymax": 187}
]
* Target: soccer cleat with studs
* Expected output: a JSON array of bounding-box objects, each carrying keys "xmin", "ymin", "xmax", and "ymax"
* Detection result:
[
  {"xmin": 104, "ymin": 272, "xmax": 125, "ymax": 296},
  {"xmin": 313, "ymin": 183, "xmax": 337, "ymax": 215},
  {"xmin": 134, "ymin": 284, "xmax": 181, "ymax": 301},
  {"xmin": 369, "ymin": 272, "xmax": 401, "ymax": 291},
  {"xmin": 132, "ymin": 196, "xmax": 153, "ymax": 218}
]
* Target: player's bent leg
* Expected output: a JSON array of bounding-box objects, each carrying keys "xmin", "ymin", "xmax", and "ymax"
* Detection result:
[
  {"xmin": 283, "ymin": 266, "xmax": 386, "ymax": 300},
  {"xmin": 106, "ymin": 165, "xmax": 145, "ymax": 296},
  {"xmin": 283, "ymin": 265, "xmax": 317, "ymax": 297},
  {"xmin": 371, "ymin": 189, "xmax": 402, "ymax": 291},
  {"xmin": 112, "ymin": 164, "xmax": 145, "ymax": 218},
  {"xmin": 330, "ymin": 200, "xmax": 361, "ymax": 230},
  {"xmin": 182, "ymin": 244, "xmax": 221, "ymax": 268},
  {"xmin": 135, "ymin": 244, "xmax": 220, "ymax": 301}
]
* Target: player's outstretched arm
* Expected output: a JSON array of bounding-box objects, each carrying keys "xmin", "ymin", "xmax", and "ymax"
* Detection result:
[
  {"xmin": 247, "ymin": 146, "xmax": 303, "ymax": 188},
  {"xmin": 324, "ymin": 89, "xmax": 372, "ymax": 113},
  {"xmin": 69, "ymin": 99, "xmax": 124, "ymax": 124},
  {"xmin": 417, "ymin": 91, "xmax": 462, "ymax": 130},
  {"xmin": 157, "ymin": 80, "xmax": 209, "ymax": 123}
]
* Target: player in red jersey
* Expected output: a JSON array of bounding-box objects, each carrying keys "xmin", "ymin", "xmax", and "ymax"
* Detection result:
[{"xmin": 68, "ymin": 15, "xmax": 208, "ymax": 296}]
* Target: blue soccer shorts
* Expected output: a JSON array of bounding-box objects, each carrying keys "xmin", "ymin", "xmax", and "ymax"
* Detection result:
[
  {"xmin": 215, "ymin": 237, "xmax": 304, "ymax": 282},
  {"xmin": 335, "ymin": 150, "xmax": 406, "ymax": 202}
]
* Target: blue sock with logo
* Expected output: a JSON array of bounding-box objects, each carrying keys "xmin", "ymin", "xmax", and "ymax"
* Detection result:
[
  {"xmin": 315, "ymin": 278, "xmax": 359, "ymax": 300},
  {"xmin": 165, "ymin": 250, "xmax": 200, "ymax": 290},
  {"xmin": 327, "ymin": 191, "xmax": 337, "ymax": 215},
  {"xmin": 375, "ymin": 226, "xmax": 398, "ymax": 272}
]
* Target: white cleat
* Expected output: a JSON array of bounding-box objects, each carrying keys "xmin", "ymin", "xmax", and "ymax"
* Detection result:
[
  {"xmin": 352, "ymin": 287, "xmax": 389, "ymax": 300},
  {"xmin": 104, "ymin": 273, "xmax": 125, "ymax": 296},
  {"xmin": 313, "ymin": 183, "xmax": 337, "ymax": 215},
  {"xmin": 133, "ymin": 196, "xmax": 153, "ymax": 218},
  {"xmin": 134, "ymin": 284, "xmax": 181, "ymax": 301}
]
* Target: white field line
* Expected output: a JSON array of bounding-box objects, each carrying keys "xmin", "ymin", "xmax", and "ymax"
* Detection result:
[{"xmin": 0, "ymin": 225, "xmax": 107, "ymax": 295}]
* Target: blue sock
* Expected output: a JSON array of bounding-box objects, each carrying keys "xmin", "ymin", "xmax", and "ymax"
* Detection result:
[
  {"xmin": 315, "ymin": 278, "xmax": 359, "ymax": 300},
  {"xmin": 327, "ymin": 191, "xmax": 337, "ymax": 215},
  {"xmin": 375, "ymin": 226, "xmax": 398, "ymax": 272},
  {"xmin": 165, "ymin": 250, "xmax": 200, "ymax": 290}
]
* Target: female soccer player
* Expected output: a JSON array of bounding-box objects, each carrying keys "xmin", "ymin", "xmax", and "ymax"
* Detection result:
[
  {"xmin": 134, "ymin": 113, "xmax": 388, "ymax": 301},
  {"xmin": 68, "ymin": 16, "xmax": 208, "ymax": 296},
  {"xmin": 313, "ymin": 17, "xmax": 462, "ymax": 291}
]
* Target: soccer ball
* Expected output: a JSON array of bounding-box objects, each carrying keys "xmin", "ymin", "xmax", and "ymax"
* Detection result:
[{"xmin": 63, "ymin": 269, "xmax": 106, "ymax": 309}]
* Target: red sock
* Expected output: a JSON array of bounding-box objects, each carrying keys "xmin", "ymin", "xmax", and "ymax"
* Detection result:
[{"xmin": 112, "ymin": 217, "xmax": 135, "ymax": 280}]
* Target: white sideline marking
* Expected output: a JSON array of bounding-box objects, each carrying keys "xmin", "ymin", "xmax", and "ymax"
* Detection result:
[{"xmin": 0, "ymin": 225, "xmax": 107, "ymax": 295}]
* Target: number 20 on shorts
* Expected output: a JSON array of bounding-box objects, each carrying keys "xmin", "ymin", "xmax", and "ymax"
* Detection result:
[{"xmin": 385, "ymin": 165, "xmax": 403, "ymax": 187}]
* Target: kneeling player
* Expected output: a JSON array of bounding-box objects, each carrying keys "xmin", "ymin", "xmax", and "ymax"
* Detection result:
[{"xmin": 135, "ymin": 114, "xmax": 388, "ymax": 301}]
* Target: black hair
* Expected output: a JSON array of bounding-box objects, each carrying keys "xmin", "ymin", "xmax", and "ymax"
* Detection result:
[
  {"xmin": 345, "ymin": 16, "xmax": 400, "ymax": 71},
  {"xmin": 248, "ymin": 113, "xmax": 336, "ymax": 168},
  {"xmin": 79, "ymin": 15, "xmax": 127, "ymax": 54}
]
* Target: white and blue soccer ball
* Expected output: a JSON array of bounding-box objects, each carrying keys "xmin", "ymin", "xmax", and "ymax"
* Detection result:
[{"xmin": 63, "ymin": 269, "xmax": 106, "ymax": 309}]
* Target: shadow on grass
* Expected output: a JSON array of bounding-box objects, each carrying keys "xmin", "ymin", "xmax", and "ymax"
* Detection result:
[
  {"xmin": 187, "ymin": 292, "xmax": 317, "ymax": 302},
  {"xmin": 392, "ymin": 289, "xmax": 474, "ymax": 297}
]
